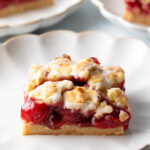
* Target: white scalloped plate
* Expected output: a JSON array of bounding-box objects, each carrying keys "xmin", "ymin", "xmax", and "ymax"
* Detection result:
[
  {"xmin": 0, "ymin": 30, "xmax": 150, "ymax": 150},
  {"xmin": 0, "ymin": 0, "xmax": 83, "ymax": 37},
  {"xmin": 91, "ymin": 0, "xmax": 150, "ymax": 35}
]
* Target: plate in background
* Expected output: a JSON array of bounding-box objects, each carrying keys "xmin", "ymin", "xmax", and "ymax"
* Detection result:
[
  {"xmin": 91, "ymin": 0, "xmax": 150, "ymax": 36},
  {"xmin": 0, "ymin": 30, "xmax": 150, "ymax": 150},
  {"xmin": 0, "ymin": 0, "xmax": 83, "ymax": 37}
]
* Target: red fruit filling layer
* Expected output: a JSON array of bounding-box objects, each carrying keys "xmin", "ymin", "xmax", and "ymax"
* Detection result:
[
  {"xmin": 0, "ymin": 0, "xmax": 36, "ymax": 10},
  {"xmin": 21, "ymin": 97, "xmax": 131, "ymax": 130},
  {"xmin": 125, "ymin": 0, "xmax": 150, "ymax": 14},
  {"xmin": 91, "ymin": 57, "xmax": 101, "ymax": 65}
]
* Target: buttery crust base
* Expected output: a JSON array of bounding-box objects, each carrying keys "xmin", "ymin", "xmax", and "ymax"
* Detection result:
[
  {"xmin": 124, "ymin": 8, "xmax": 150, "ymax": 25},
  {"xmin": 23, "ymin": 122, "xmax": 124, "ymax": 135},
  {"xmin": 0, "ymin": 0, "xmax": 54, "ymax": 17}
]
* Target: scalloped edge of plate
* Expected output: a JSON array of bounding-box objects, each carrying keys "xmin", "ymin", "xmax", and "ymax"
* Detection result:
[
  {"xmin": 0, "ymin": 0, "xmax": 83, "ymax": 37},
  {"xmin": 0, "ymin": 30, "xmax": 150, "ymax": 150},
  {"xmin": 90, "ymin": 0, "xmax": 150, "ymax": 34},
  {"xmin": 1, "ymin": 29, "xmax": 149, "ymax": 50}
]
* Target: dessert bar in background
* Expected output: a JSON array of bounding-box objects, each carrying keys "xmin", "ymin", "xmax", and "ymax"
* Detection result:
[
  {"xmin": 124, "ymin": 0, "xmax": 150, "ymax": 25},
  {"xmin": 0, "ymin": 0, "xmax": 54, "ymax": 17}
]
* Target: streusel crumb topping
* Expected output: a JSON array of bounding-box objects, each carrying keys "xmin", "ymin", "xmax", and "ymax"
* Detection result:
[
  {"xmin": 24, "ymin": 54, "xmax": 129, "ymax": 121},
  {"xmin": 29, "ymin": 80, "xmax": 74, "ymax": 105},
  {"xmin": 119, "ymin": 110, "xmax": 129, "ymax": 122},
  {"xmin": 63, "ymin": 87, "xmax": 100, "ymax": 114},
  {"xmin": 107, "ymin": 88, "xmax": 129, "ymax": 108},
  {"xmin": 94, "ymin": 101, "xmax": 113, "ymax": 119}
]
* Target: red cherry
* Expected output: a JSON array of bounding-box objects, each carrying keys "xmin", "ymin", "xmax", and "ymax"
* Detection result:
[
  {"xmin": 47, "ymin": 113, "xmax": 64, "ymax": 129},
  {"xmin": 91, "ymin": 57, "xmax": 101, "ymax": 65},
  {"xmin": 119, "ymin": 80, "xmax": 125, "ymax": 91},
  {"xmin": 21, "ymin": 100, "xmax": 49, "ymax": 124},
  {"xmin": 125, "ymin": 0, "xmax": 141, "ymax": 8}
]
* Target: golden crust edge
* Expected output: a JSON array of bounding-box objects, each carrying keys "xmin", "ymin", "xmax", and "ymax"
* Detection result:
[
  {"xmin": 124, "ymin": 9, "xmax": 150, "ymax": 25},
  {"xmin": 22, "ymin": 122, "xmax": 124, "ymax": 135},
  {"xmin": 0, "ymin": 0, "xmax": 54, "ymax": 17}
]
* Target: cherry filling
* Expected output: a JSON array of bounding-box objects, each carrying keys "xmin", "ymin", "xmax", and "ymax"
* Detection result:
[
  {"xmin": 73, "ymin": 77, "xmax": 87, "ymax": 86},
  {"xmin": 116, "ymin": 80, "xmax": 125, "ymax": 91},
  {"xmin": 21, "ymin": 98, "xmax": 49, "ymax": 124},
  {"xmin": 0, "ymin": 0, "xmax": 36, "ymax": 10},
  {"xmin": 93, "ymin": 106, "xmax": 131, "ymax": 130},
  {"xmin": 91, "ymin": 57, "xmax": 101, "ymax": 65},
  {"xmin": 21, "ymin": 97, "xmax": 131, "ymax": 130},
  {"xmin": 125, "ymin": 0, "xmax": 150, "ymax": 14}
]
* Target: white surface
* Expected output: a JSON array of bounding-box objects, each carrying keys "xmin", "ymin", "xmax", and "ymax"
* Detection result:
[
  {"xmin": 91, "ymin": 0, "xmax": 150, "ymax": 35},
  {"xmin": 0, "ymin": 0, "xmax": 83, "ymax": 37},
  {"xmin": 0, "ymin": 30, "xmax": 150, "ymax": 150}
]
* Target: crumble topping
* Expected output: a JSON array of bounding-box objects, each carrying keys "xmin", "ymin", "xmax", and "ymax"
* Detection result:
[
  {"xmin": 28, "ymin": 80, "xmax": 74, "ymax": 105},
  {"xmin": 24, "ymin": 56, "xmax": 101, "ymax": 94},
  {"xmin": 47, "ymin": 59, "xmax": 73, "ymax": 80},
  {"xmin": 119, "ymin": 110, "xmax": 129, "ymax": 122},
  {"xmin": 24, "ymin": 69, "xmax": 46, "ymax": 94},
  {"xmin": 24, "ymin": 54, "xmax": 129, "ymax": 116},
  {"xmin": 94, "ymin": 101, "xmax": 113, "ymax": 119},
  {"xmin": 88, "ymin": 66, "xmax": 124, "ymax": 93},
  {"xmin": 107, "ymin": 66, "xmax": 124, "ymax": 84},
  {"xmin": 29, "ymin": 64, "xmax": 43, "ymax": 74},
  {"xmin": 63, "ymin": 87, "xmax": 100, "ymax": 114},
  {"xmin": 107, "ymin": 88, "xmax": 129, "ymax": 108},
  {"xmin": 72, "ymin": 57, "xmax": 98, "ymax": 80},
  {"xmin": 87, "ymin": 68, "xmax": 108, "ymax": 91}
]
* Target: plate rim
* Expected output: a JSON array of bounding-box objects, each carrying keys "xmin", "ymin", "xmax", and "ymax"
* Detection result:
[
  {"xmin": 0, "ymin": 29, "xmax": 149, "ymax": 50},
  {"xmin": 0, "ymin": 29, "xmax": 150, "ymax": 150},
  {"xmin": 90, "ymin": 0, "xmax": 150, "ymax": 33},
  {"xmin": 0, "ymin": 0, "xmax": 84, "ymax": 29}
]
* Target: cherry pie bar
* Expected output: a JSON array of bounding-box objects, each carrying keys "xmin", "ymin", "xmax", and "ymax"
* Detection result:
[
  {"xmin": 124, "ymin": 0, "xmax": 150, "ymax": 25},
  {"xmin": 0, "ymin": 0, "xmax": 54, "ymax": 17},
  {"xmin": 21, "ymin": 54, "xmax": 131, "ymax": 135}
]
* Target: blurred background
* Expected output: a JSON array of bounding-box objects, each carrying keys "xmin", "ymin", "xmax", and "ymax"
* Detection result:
[{"xmin": 0, "ymin": 0, "xmax": 149, "ymax": 45}]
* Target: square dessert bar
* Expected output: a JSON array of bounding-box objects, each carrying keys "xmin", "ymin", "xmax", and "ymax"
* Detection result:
[
  {"xmin": 124, "ymin": 0, "xmax": 150, "ymax": 25},
  {"xmin": 21, "ymin": 54, "xmax": 131, "ymax": 135},
  {"xmin": 0, "ymin": 0, "xmax": 54, "ymax": 17}
]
